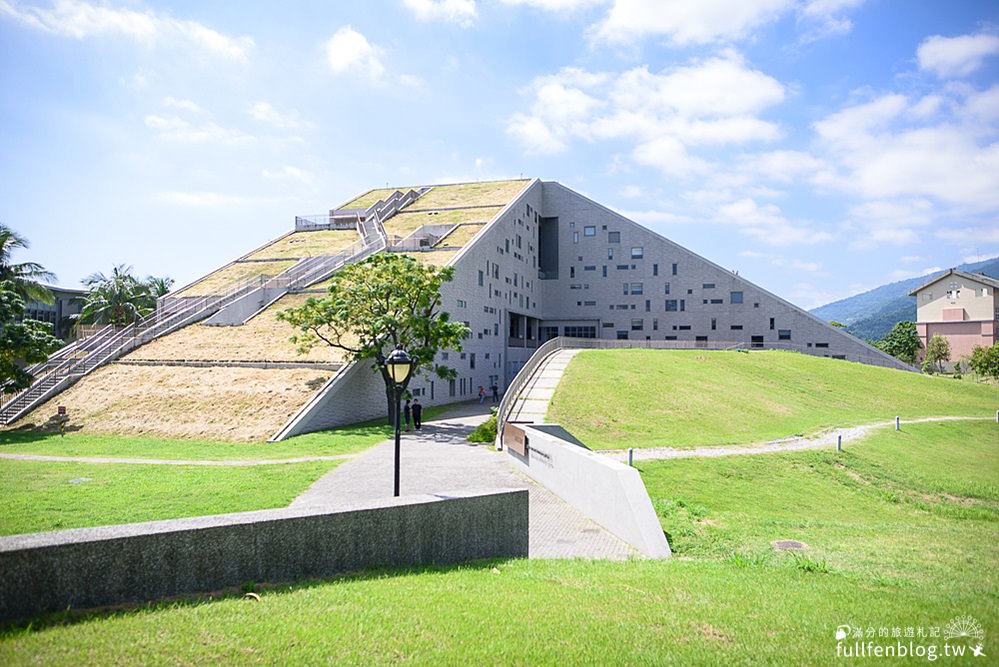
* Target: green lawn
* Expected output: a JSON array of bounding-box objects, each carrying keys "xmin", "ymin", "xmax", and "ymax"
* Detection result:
[
  {"xmin": 0, "ymin": 459, "xmax": 338, "ymax": 536},
  {"xmin": 0, "ymin": 407, "xmax": 448, "ymax": 461},
  {"xmin": 2, "ymin": 376, "xmax": 996, "ymax": 663},
  {"xmin": 549, "ymin": 349, "xmax": 999, "ymax": 449}
]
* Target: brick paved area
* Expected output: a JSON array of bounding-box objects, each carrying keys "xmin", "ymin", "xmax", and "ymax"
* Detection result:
[{"xmin": 291, "ymin": 400, "xmax": 637, "ymax": 559}]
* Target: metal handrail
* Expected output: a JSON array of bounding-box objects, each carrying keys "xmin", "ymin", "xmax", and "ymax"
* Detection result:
[{"xmin": 495, "ymin": 336, "xmax": 915, "ymax": 444}]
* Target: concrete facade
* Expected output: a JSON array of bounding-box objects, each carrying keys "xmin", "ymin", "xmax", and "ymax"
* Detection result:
[
  {"xmin": 397, "ymin": 179, "xmax": 906, "ymax": 410},
  {"xmin": 0, "ymin": 488, "xmax": 529, "ymax": 622},
  {"xmin": 909, "ymin": 269, "xmax": 999, "ymax": 361},
  {"xmin": 506, "ymin": 423, "xmax": 671, "ymax": 559}
]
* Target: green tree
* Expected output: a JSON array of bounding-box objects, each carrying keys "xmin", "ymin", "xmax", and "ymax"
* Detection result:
[
  {"xmin": 874, "ymin": 321, "xmax": 921, "ymax": 365},
  {"xmin": 967, "ymin": 343, "xmax": 999, "ymax": 381},
  {"xmin": 1, "ymin": 280, "xmax": 61, "ymax": 393},
  {"xmin": 277, "ymin": 253, "xmax": 470, "ymax": 422},
  {"xmin": 77, "ymin": 265, "xmax": 172, "ymax": 326},
  {"xmin": 0, "ymin": 223, "xmax": 55, "ymax": 304},
  {"xmin": 925, "ymin": 333, "xmax": 951, "ymax": 373}
]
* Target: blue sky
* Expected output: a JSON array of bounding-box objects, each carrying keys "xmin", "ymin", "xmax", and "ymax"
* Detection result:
[{"xmin": 1, "ymin": 0, "xmax": 997, "ymax": 308}]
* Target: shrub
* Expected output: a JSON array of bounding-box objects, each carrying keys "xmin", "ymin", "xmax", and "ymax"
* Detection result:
[{"xmin": 467, "ymin": 411, "xmax": 497, "ymax": 443}]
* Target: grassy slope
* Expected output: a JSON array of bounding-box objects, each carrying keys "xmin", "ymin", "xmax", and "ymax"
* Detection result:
[
  {"xmin": 0, "ymin": 459, "xmax": 338, "ymax": 536},
  {"xmin": 548, "ymin": 349, "xmax": 999, "ymax": 449}
]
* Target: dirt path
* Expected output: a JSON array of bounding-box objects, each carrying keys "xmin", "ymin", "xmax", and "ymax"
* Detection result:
[{"xmin": 601, "ymin": 416, "xmax": 988, "ymax": 463}]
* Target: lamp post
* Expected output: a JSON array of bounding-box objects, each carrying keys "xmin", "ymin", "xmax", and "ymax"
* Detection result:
[{"xmin": 385, "ymin": 347, "xmax": 412, "ymax": 497}]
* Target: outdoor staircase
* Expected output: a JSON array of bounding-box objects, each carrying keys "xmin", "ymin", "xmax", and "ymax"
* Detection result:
[{"xmin": 0, "ymin": 186, "xmax": 432, "ymax": 427}]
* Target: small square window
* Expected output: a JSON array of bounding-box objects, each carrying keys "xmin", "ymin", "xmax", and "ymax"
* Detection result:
[
  {"xmin": 584, "ymin": 225, "xmax": 596, "ymax": 237},
  {"xmin": 609, "ymin": 231, "xmax": 621, "ymax": 243},
  {"xmin": 631, "ymin": 247, "xmax": 644, "ymax": 259}
]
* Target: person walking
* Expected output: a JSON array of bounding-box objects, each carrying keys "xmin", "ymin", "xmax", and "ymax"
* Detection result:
[
  {"xmin": 491, "ymin": 383, "xmax": 499, "ymax": 403},
  {"xmin": 403, "ymin": 399, "xmax": 412, "ymax": 432},
  {"xmin": 478, "ymin": 386, "xmax": 486, "ymax": 404},
  {"xmin": 411, "ymin": 398, "xmax": 423, "ymax": 430}
]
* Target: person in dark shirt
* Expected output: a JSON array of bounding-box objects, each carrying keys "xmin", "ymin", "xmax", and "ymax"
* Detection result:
[
  {"xmin": 411, "ymin": 398, "xmax": 423, "ymax": 430},
  {"xmin": 403, "ymin": 399, "xmax": 412, "ymax": 432}
]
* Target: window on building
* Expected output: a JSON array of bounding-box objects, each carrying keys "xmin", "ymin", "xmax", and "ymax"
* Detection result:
[
  {"xmin": 710, "ymin": 299, "xmax": 723, "ymax": 304},
  {"xmin": 573, "ymin": 231, "xmax": 579, "ymax": 243},
  {"xmin": 584, "ymin": 225, "xmax": 596, "ymax": 237},
  {"xmin": 631, "ymin": 247, "xmax": 644, "ymax": 259},
  {"xmin": 770, "ymin": 317, "xmax": 775, "ymax": 330},
  {"xmin": 678, "ymin": 325, "xmax": 691, "ymax": 331},
  {"xmin": 946, "ymin": 289, "xmax": 960, "ymax": 300},
  {"xmin": 731, "ymin": 325, "xmax": 743, "ymax": 330},
  {"xmin": 653, "ymin": 318, "xmax": 659, "ymax": 331},
  {"xmin": 680, "ymin": 299, "xmax": 685, "ymax": 312},
  {"xmin": 584, "ymin": 265, "xmax": 596, "ymax": 271},
  {"xmin": 645, "ymin": 300, "xmax": 651, "ymax": 312},
  {"xmin": 666, "ymin": 299, "xmax": 678, "ymax": 311},
  {"xmin": 563, "ymin": 326, "xmax": 596, "ymax": 338},
  {"xmin": 664, "ymin": 335, "xmax": 677, "ymax": 341},
  {"xmin": 602, "ymin": 266, "xmax": 607, "ymax": 277},
  {"xmin": 653, "ymin": 263, "xmax": 658, "ymax": 276},
  {"xmin": 695, "ymin": 336, "xmax": 708, "ymax": 348},
  {"xmin": 702, "ymin": 283, "xmax": 715, "ymax": 289},
  {"xmin": 617, "ymin": 264, "xmax": 629, "ymax": 271},
  {"xmin": 631, "ymin": 282, "xmax": 644, "ymax": 295},
  {"xmin": 608, "ymin": 231, "xmax": 621, "ymax": 243},
  {"xmin": 617, "ymin": 330, "xmax": 629, "ymax": 340},
  {"xmin": 751, "ymin": 335, "xmax": 764, "ymax": 348},
  {"xmin": 570, "ymin": 266, "xmax": 575, "ymax": 278},
  {"xmin": 608, "ymin": 248, "xmax": 614, "ymax": 260},
  {"xmin": 631, "ymin": 318, "xmax": 644, "ymax": 331},
  {"xmin": 815, "ymin": 342, "xmax": 829, "ymax": 348},
  {"xmin": 602, "ymin": 322, "xmax": 614, "ymax": 328},
  {"xmin": 470, "ymin": 353, "xmax": 476, "ymax": 369},
  {"xmin": 730, "ymin": 291, "xmax": 743, "ymax": 304},
  {"xmin": 478, "ymin": 270, "xmax": 484, "ymax": 286},
  {"xmin": 671, "ymin": 263, "xmax": 678, "ymax": 275},
  {"xmin": 711, "ymin": 318, "xmax": 717, "ymax": 330},
  {"xmin": 664, "ymin": 282, "xmax": 671, "ymax": 295},
  {"xmin": 778, "ymin": 329, "xmax": 792, "ymax": 340}
]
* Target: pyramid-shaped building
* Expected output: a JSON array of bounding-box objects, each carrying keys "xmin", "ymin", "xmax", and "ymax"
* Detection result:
[{"xmin": 3, "ymin": 179, "xmax": 908, "ymax": 440}]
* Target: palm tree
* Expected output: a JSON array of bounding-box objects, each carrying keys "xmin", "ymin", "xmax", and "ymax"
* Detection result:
[
  {"xmin": 78, "ymin": 265, "xmax": 157, "ymax": 326},
  {"xmin": 0, "ymin": 223, "xmax": 55, "ymax": 304}
]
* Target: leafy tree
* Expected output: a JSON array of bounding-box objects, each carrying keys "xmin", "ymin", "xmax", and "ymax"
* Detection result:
[
  {"xmin": 0, "ymin": 223, "xmax": 55, "ymax": 304},
  {"xmin": 925, "ymin": 333, "xmax": 951, "ymax": 373},
  {"xmin": 967, "ymin": 343, "xmax": 999, "ymax": 381},
  {"xmin": 828, "ymin": 321, "xmax": 846, "ymax": 328},
  {"xmin": 1, "ymin": 280, "xmax": 61, "ymax": 394},
  {"xmin": 874, "ymin": 321, "xmax": 921, "ymax": 365},
  {"xmin": 277, "ymin": 253, "xmax": 470, "ymax": 423},
  {"xmin": 77, "ymin": 265, "xmax": 172, "ymax": 326}
]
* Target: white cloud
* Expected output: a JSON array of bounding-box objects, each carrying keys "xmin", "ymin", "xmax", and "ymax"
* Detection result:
[
  {"xmin": 402, "ymin": 0, "xmax": 477, "ymax": 27},
  {"xmin": 845, "ymin": 199, "xmax": 934, "ymax": 248},
  {"xmin": 499, "ymin": 0, "xmax": 605, "ymax": 11},
  {"xmin": 814, "ymin": 89, "xmax": 999, "ymax": 211},
  {"xmin": 716, "ymin": 197, "xmax": 834, "ymax": 246},
  {"xmin": 144, "ymin": 115, "xmax": 254, "ymax": 144},
  {"xmin": 507, "ymin": 53, "xmax": 785, "ymax": 166},
  {"xmin": 797, "ymin": 0, "xmax": 865, "ymax": 42},
  {"xmin": 590, "ymin": 0, "xmax": 793, "ymax": 46},
  {"xmin": 325, "ymin": 25, "xmax": 385, "ymax": 79},
  {"xmin": 619, "ymin": 184, "xmax": 645, "ymax": 198},
  {"xmin": 0, "ymin": 0, "xmax": 253, "ymax": 61},
  {"xmin": 917, "ymin": 32, "xmax": 999, "ymax": 78},
  {"xmin": 262, "ymin": 165, "xmax": 316, "ymax": 186},
  {"xmin": 247, "ymin": 102, "xmax": 310, "ymax": 130},
  {"xmin": 163, "ymin": 97, "xmax": 203, "ymax": 113}
]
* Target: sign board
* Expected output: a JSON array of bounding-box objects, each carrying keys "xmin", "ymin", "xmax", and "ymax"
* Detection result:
[
  {"xmin": 57, "ymin": 406, "xmax": 67, "ymax": 416},
  {"xmin": 504, "ymin": 422, "xmax": 529, "ymax": 456}
]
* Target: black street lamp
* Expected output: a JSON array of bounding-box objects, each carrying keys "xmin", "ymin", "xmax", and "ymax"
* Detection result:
[{"xmin": 385, "ymin": 346, "xmax": 412, "ymax": 497}]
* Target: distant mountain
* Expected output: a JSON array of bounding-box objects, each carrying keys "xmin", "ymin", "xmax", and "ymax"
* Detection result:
[{"xmin": 810, "ymin": 257, "xmax": 999, "ymax": 342}]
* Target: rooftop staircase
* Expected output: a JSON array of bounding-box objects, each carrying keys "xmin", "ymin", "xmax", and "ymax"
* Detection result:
[{"xmin": 0, "ymin": 187, "xmax": 430, "ymax": 427}]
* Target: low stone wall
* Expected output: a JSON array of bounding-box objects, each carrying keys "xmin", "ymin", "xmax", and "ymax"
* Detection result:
[
  {"xmin": 0, "ymin": 488, "xmax": 528, "ymax": 623},
  {"xmin": 505, "ymin": 424, "xmax": 670, "ymax": 558}
]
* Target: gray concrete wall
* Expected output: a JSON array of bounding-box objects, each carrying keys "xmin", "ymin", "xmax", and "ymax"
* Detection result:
[
  {"xmin": 203, "ymin": 287, "xmax": 286, "ymax": 326},
  {"xmin": 536, "ymin": 181, "xmax": 908, "ymax": 369},
  {"xmin": 0, "ymin": 488, "xmax": 528, "ymax": 623},
  {"xmin": 506, "ymin": 424, "xmax": 671, "ymax": 559}
]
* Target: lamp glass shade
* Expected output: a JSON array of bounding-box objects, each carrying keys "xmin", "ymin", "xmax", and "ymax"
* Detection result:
[{"xmin": 385, "ymin": 348, "xmax": 412, "ymax": 384}]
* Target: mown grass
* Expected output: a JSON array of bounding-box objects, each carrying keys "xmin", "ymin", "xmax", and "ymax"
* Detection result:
[
  {"xmin": 549, "ymin": 349, "xmax": 999, "ymax": 449},
  {"xmin": 641, "ymin": 420, "xmax": 999, "ymax": 596},
  {"xmin": 0, "ymin": 459, "xmax": 338, "ymax": 536},
  {"xmin": 0, "ymin": 406, "xmax": 448, "ymax": 461}
]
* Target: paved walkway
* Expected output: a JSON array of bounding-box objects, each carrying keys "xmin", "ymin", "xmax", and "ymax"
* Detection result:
[
  {"xmin": 505, "ymin": 349, "xmax": 580, "ymax": 423},
  {"xmin": 602, "ymin": 416, "xmax": 989, "ymax": 462},
  {"xmin": 291, "ymin": 400, "xmax": 637, "ymax": 560}
]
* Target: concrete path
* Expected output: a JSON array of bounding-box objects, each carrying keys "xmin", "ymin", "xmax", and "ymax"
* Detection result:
[
  {"xmin": 602, "ymin": 416, "xmax": 989, "ymax": 462},
  {"xmin": 505, "ymin": 349, "xmax": 580, "ymax": 423},
  {"xmin": 292, "ymin": 400, "xmax": 638, "ymax": 560}
]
